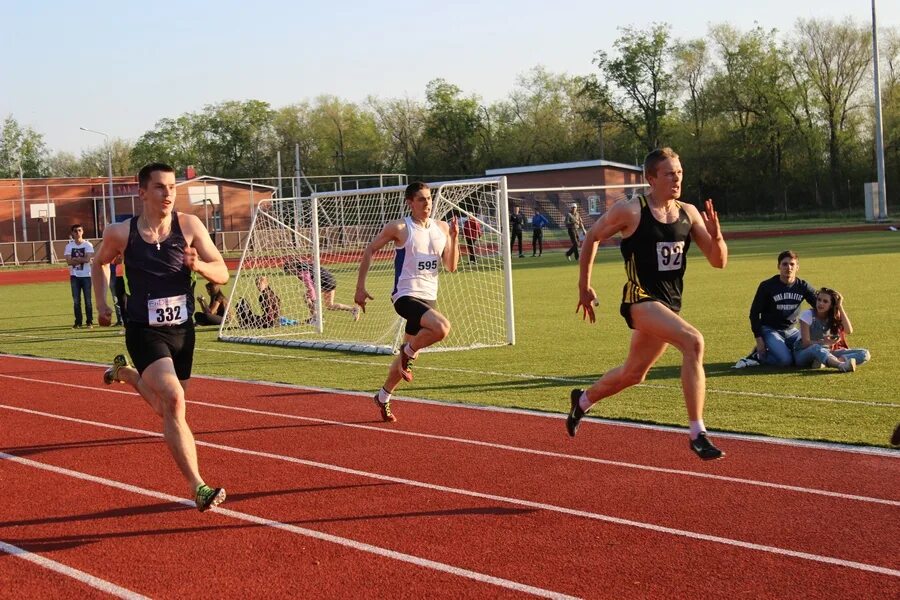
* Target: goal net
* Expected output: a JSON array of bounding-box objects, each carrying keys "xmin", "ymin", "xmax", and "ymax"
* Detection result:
[{"xmin": 218, "ymin": 176, "xmax": 515, "ymax": 354}]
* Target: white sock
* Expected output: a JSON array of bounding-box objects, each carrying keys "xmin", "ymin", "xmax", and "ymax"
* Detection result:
[
  {"xmin": 689, "ymin": 420, "xmax": 705, "ymax": 439},
  {"xmin": 377, "ymin": 388, "xmax": 392, "ymax": 404},
  {"xmin": 578, "ymin": 391, "xmax": 593, "ymax": 412},
  {"xmin": 403, "ymin": 344, "xmax": 418, "ymax": 359}
]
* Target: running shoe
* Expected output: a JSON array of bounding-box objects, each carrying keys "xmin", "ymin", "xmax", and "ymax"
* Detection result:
[
  {"xmin": 399, "ymin": 344, "xmax": 415, "ymax": 382},
  {"xmin": 891, "ymin": 423, "xmax": 900, "ymax": 447},
  {"xmin": 103, "ymin": 354, "xmax": 128, "ymax": 385},
  {"xmin": 689, "ymin": 433, "xmax": 725, "ymax": 461},
  {"xmin": 373, "ymin": 393, "xmax": 397, "ymax": 423},
  {"xmin": 195, "ymin": 485, "xmax": 226, "ymax": 512},
  {"xmin": 733, "ymin": 350, "xmax": 760, "ymax": 369},
  {"xmin": 566, "ymin": 388, "xmax": 586, "ymax": 437}
]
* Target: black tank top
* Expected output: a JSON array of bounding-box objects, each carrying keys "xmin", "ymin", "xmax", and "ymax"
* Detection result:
[
  {"xmin": 122, "ymin": 212, "xmax": 196, "ymax": 324},
  {"xmin": 619, "ymin": 195, "xmax": 692, "ymax": 312}
]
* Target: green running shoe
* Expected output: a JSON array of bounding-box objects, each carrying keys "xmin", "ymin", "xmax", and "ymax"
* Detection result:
[{"xmin": 195, "ymin": 485, "xmax": 226, "ymax": 512}]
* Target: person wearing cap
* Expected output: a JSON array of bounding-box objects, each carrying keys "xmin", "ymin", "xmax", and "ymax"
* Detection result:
[{"xmin": 564, "ymin": 203, "xmax": 586, "ymax": 262}]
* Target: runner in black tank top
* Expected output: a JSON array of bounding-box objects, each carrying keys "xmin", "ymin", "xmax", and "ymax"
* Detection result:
[
  {"xmin": 123, "ymin": 211, "xmax": 196, "ymax": 325},
  {"xmin": 620, "ymin": 194, "xmax": 692, "ymax": 317},
  {"xmin": 568, "ymin": 148, "xmax": 729, "ymax": 461},
  {"xmin": 90, "ymin": 163, "xmax": 230, "ymax": 512}
]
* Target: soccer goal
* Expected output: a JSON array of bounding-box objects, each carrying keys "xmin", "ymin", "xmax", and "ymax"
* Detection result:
[{"xmin": 218, "ymin": 176, "xmax": 515, "ymax": 354}]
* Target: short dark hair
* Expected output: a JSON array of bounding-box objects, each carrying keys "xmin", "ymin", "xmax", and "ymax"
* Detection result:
[
  {"xmin": 70, "ymin": 224, "xmax": 83, "ymax": 233},
  {"xmin": 643, "ymin": 147, "xmax": 679, "ymax": 179},
  {"xmin": 138, "ymin": 162, "xmax": 176, "ymax": 189},
  {"xmin": 405, "ymin": 181, "xmax": 429, "ymax": 200},
  {"xmin": 777, "ymin": 250, "xmax": 798, "ymax": 264}
]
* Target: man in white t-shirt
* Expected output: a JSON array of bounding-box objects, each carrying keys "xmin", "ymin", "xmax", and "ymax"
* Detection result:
[{"xmin": 64, "ymin": 224, "xmax": 95, "ymax": 328}]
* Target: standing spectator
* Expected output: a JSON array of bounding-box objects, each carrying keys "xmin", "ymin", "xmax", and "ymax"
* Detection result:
[
  {"xmin": 531, "ymin": 208, "xmax": 549, "ymax": 257},
  {"xmin": 64, "ymin": 224, "xmax": 94, "ymax": 328},
  {"xmin": 462, "ymin": 214, "xmax": 482, "ymax": 264},
  {"xmin": 564, "ymin": 203, "xmax": 585, "ymax": 262},
  {"xmin": 733, "ymin": 250, "xmax": 817, "ymax": 368},
  {"xmin": 510, "ymin": 205, "xmax": 526, "ymax": 258}
]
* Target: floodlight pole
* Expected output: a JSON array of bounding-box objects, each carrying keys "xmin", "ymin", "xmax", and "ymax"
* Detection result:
[
  {"xmin": 18, "ymin": 159, "xmax": 27, "ymax": 242},
  {"xmin": 871, "ymin": 0, "xmax": 888, "ymax": 218},
  {"xmin": 80, "ymin": 127, "xmax": 117, "ymax": 223}
]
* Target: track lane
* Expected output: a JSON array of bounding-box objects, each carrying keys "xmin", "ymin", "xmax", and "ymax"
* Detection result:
[{"xmin": 2, "ymin": 356, "xmax": 898, "ymax": 598}]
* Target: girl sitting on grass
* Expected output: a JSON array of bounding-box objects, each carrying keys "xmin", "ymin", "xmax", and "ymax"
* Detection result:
[{"xmin": 793, "ymin": 287, "xmax": 870, "ymax": 372}]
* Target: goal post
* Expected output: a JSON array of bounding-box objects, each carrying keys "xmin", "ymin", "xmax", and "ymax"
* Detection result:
[{"xmin": 218, "ymin": 176, "xmax": 515, "ymax": 354}]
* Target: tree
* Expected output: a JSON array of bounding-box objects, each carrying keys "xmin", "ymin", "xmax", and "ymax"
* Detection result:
[
  {"xmin": 368, "ymin": 96, "xmax": 428, "ymax": 174},
  {"xmin": 790, "ymin": 18, "xmax": 873, "ymax": 207},
  {"xmin": 581, "ymin": 24, "xmax": 677, "ymax": 151},
  {"xmin": 423, "ymin": 79, "xmax": 485, "ymax": 176},
  {"xmin": 0, "ymin": 115, "xmax": 48, "ymax": 178}
]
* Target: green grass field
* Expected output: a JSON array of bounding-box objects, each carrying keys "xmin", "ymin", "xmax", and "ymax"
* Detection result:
[{"xmin": 2, "ymin": 231, "xmax": 898, "ymax": 447}]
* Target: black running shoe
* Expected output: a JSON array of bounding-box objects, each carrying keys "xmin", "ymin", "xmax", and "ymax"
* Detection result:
[
  {"xmin": 690, "ymin": 433, "xmax": 725, "ymax": 461},
  {"xmin": 891, "ymin": 423, "xmax": 900, "ymax": 447},
  {"xmin": 103, "ymin": 354, "xmax": 128, "ymax": 385},
  {"xmin": 566, "ymin": 389, "xmax": 586, "ymax": 437}
]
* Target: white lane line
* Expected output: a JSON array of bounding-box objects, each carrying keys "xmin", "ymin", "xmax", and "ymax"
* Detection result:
[
  {"xmin": 0, "ymin": 374, "xmax": 897, "ymax": 505},
  {"xmin": 2, "ymin": 408, "xmax": 898, "ymax": 578},
  {"xmin": 0, "ymin": 540, "xmax": 150, "ymax": 600},
  {"xmin": 1, "ymin": 363, "xmax": 897, "ymax": 459},
  {"xmin": 0, "ymin": 453, "xmax": 576, "ymax": 600}
]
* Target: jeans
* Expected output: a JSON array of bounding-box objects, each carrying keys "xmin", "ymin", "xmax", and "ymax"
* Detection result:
[
  {"xmin": 70, "ymin": 276, "xmax": 93, "ymax": 326},
  {"xmin": 759, "ymin": 326, "xmax": 799, "ymax": 366},
  {"xmin": 794, "ymin": 344, "xmax": 871, "ymax": 368}
]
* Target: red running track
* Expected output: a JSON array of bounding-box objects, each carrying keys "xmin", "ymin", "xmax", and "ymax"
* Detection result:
[{"xmin": 0, "ymin": 355, "xmax": 897, "ymax": 599}]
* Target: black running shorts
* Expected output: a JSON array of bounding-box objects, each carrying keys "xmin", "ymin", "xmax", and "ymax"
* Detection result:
[
  {"xmin": 125, "ymin": 322, "xmax": 195, "ymax": 380},
  {"xmin": 393, "ymin": 296, "xmax": 436, "ymax": 336}
]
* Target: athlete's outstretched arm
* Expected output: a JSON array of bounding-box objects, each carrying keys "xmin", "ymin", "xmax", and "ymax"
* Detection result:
[
  {"xmin": 355, "ymin": 220, "xmax": 404, "ymax": 311},
  {"xmin": 91, "ymin": 222, "xmax": 129, "ymax": 325},
  {"xmin": 577, "ymin": 201, "xmax": 635, "ymax": 323}
]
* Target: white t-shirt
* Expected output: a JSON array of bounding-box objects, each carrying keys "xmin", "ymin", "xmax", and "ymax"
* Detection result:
[{"xmin": 64, "ymin": 240, "xmax": 94, "ymax": 278}]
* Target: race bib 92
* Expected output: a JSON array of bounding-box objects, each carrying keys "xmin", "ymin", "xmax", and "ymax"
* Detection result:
[
  {"xmin": 147, "ymin": 294, "xmax": 188, "ymax": 326},
  {"xmin": 656, "ymin": 241, "xmax": 685, "ymax": 271}
]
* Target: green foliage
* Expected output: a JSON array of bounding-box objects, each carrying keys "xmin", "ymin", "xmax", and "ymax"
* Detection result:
[
  {"xmin": 0, "ymin": 115, "xmax": 49, "ymax": 177},
  {"xmin": 2, "ymin": 232, "xmax": 897, "ymax": 447}
]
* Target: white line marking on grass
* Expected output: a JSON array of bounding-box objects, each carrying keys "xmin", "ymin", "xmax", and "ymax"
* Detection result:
[
  {"xmin": 0, "ymin": 453, "xmax": 576, "ymax": 600},
  {"xmin": 1, "ymin": 342, "xmax": 897, "ymax": 409},
  {"xmin": 0, "ymin": 540, "xmax": 150, "ymax": 600}
]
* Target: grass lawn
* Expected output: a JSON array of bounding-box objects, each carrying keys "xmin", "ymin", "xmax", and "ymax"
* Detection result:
[{"xmin": 1, "ymin": 231, "xmax": 898, "ymax": 447}]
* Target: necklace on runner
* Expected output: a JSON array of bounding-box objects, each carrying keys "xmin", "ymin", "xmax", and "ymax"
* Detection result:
[{"xmin": 142, "ymin": 216, "xmax": 169, "ymax": 250}]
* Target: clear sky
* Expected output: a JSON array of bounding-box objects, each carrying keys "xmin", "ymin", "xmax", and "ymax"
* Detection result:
[{"xmin": 2, "ymin": 0, "xmax": 897, "ymax": 156}]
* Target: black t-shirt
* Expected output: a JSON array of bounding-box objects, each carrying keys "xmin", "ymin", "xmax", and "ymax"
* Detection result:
[{"xmin": 749, "ymin": 275, "xmax": 817, "ymax": 336}]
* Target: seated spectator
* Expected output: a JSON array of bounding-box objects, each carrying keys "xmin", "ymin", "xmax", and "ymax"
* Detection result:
[
  {"xmin": 793, "ymin": 287, "xmax": 870, "ymax": 372},
  {"xmin": 195, "ymin": 281, "xmax": 228, "ymax": 326},
  {"xmin": 236, "ymin": 276, "xmax": 281, "ymax": 328},
  {"xmin": 734, "ymin": 250, "xmax": 817, "ymax": 368},
  {"xmin": 283, "ymin": 259, "xmax": 359, "ymax": 324}
]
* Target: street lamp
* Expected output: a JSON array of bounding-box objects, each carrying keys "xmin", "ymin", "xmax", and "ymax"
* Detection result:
[{"xmin": 79, "ymin": 127, "xmax": 117, "ymax": 223}]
